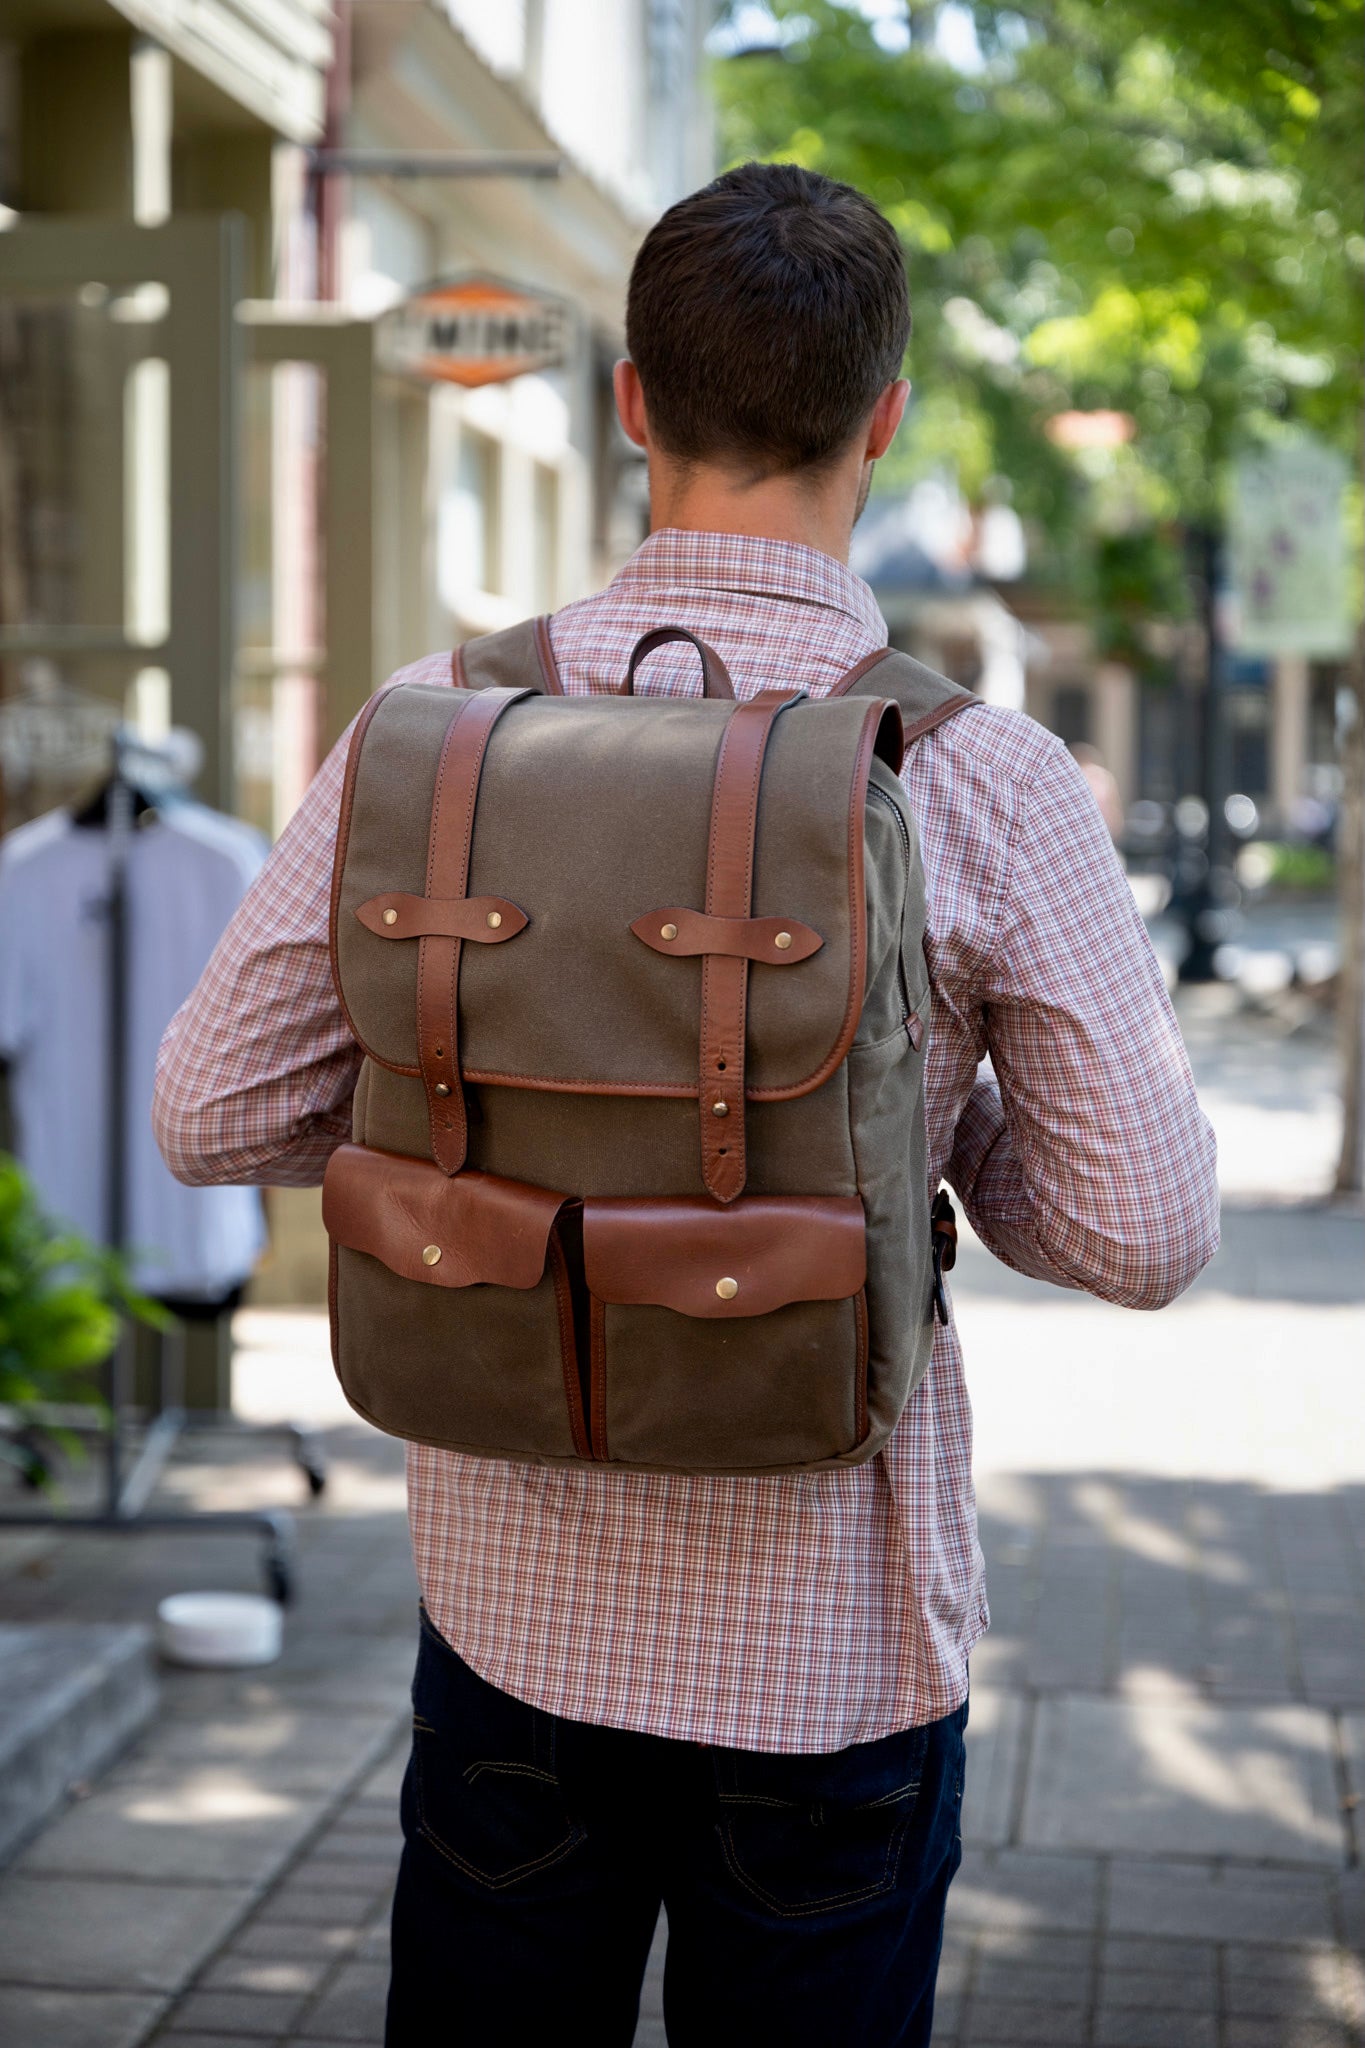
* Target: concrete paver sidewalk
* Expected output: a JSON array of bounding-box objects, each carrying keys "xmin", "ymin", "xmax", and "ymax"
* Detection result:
[{"xmin": 0, "ymin": 985, "xmax": 1361, "ymax": 2047}]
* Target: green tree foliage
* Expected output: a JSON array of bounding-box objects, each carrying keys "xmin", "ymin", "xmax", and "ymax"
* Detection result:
[{"xmin": 716, "ymin": 0, "xmax": 1362, "ymax": 606}]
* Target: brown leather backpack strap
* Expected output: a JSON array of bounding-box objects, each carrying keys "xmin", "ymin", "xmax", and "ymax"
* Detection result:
[
  {"xmin": 699, "ymin": 688, "xmax": 804, "ymax": 1203},
  {"xmin": 419, "ymin": 686, "xmax": 534, "ymax": 1173},
  {"xmin": 454, "ymin": 615, "xmax": 562, "ymax": 695},
  {"xmin": 834, "ymin": 647, "xmax": 980, "ymax": 748}
]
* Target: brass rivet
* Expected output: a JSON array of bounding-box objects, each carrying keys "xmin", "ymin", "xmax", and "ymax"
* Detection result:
[
  {"xmin": 434, "ymin": 1082, "xmax": 451, "ymax": 1097},
  {"xmin": 382, "ymin": 907, "xmax": 398, "ymax": 926},
  {"xmin": 716, "ymin": 1276, "xmax": 738, "ymax": 1300},
  {"xmin": 774, "ymin": 930, "xmax": 793, "ymax": 950},
  {"xmin": 486, "ymin": 910, "xmax": 502, "ymax": 929},
  {"xmin": 711, "ymin": 1099, "xmax": 729, "ymax": 1117},
  {"xmin": 660, "ymin": 922, "xmax": 678, "ymax": 941},
  {"xmin": 422, "ymin": 1244, "xmax": 442, "ymax": 1266}
]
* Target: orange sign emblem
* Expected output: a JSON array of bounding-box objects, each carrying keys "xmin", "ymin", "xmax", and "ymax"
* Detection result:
[{"xmin": 385, "ymin": 277, "xmax": 567, "ymax": 388}]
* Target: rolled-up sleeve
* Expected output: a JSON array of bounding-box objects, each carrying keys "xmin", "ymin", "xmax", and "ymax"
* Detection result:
[
  {"xmin": 949, "ymin": 740, "xmax": 1219, "ymax": 1308},
  {"xmin": 153, "ymin": 733, "xmax": 361, "ymax": 1188}
]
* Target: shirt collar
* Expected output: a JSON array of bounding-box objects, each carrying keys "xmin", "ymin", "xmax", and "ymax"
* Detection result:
[{"xmin": 610, "ymin": 527, "xmax": 886, "ymax": 643}]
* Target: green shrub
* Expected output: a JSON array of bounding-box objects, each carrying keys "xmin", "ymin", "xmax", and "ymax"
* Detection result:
[
  {"xmin": 1264, "ymin": 843, "xmax": 1337, "ymax": 892},
  {"xmin": 0, "ymin": 1154, "xmax": 171, "ymax": 1488}
]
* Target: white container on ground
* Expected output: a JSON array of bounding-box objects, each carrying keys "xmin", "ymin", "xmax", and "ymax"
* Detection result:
[{"xmin": 156, "ymin": 1592, "xmax": 283, "ymax": 1668}]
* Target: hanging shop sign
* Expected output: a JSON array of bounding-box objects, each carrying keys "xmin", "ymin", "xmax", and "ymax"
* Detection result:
[
  {"xmin": 1228, "ymin": 439, "xmax": 1353, "ymax": 659},
  {"xmin": 381, "ymin": 276, "xmax": 568, "ymax": 389}
]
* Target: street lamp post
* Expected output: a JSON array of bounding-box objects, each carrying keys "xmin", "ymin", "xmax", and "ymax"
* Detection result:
[{"xmin": 1175, "ymin": 524, "xmax": 1236, "ymax": 982}]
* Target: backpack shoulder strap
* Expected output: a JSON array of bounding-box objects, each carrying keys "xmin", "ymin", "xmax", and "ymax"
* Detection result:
[
  {"xmin": 454, "ymin": 615, "xmax": 562, "ymax": 695},
  {"xmin": 834, "ymin": 647, "xmax": 979, "ymax": 749}
]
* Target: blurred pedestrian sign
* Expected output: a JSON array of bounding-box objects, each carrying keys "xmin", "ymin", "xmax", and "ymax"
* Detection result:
[
  {"xmin": 1228, "ymin": 440, "xmax": 1352, "ymax": 657},
  {"xmin": 382, "ymin": 277, "xmax": 567, "ymax": 389}
]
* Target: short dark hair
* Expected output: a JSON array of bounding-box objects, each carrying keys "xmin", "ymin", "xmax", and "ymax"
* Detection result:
[{"xmin": 626, "ymin": 161, "xmax": 910, "ymax": 478}]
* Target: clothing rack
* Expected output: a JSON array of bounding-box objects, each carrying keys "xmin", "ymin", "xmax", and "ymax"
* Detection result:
[{"xmin": 0, "ymin": 726, "xmax": 324, "ymax": 1602}]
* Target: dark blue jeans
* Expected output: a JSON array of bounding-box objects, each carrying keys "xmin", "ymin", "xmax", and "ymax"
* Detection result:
[{"xmin": 386, "ymin": 1612, "xmax": 967, "ymax": 2046}]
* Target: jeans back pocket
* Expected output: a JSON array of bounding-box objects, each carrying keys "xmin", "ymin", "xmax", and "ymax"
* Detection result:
[
  {"xmin": 712, "ymin": 1724, "xmax": 928, "ymax": 1917},
  {"xmin": 410, "ymin": 1617, "xmax": 586, "ymax": 1893}
]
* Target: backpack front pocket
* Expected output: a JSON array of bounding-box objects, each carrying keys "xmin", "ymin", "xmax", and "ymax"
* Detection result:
[
  {"xmin": 582, "ymin": 1195, "xmax": 869, "ymax": 1473},
  {"xmin": 323, "ymin": 1145, "xmax": 587, "ymax": 1459}
]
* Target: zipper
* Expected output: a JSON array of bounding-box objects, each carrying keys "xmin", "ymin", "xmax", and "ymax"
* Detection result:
[{"xmin": 866, "ymin": 780, "xmax": 915, "ymax": 1032}]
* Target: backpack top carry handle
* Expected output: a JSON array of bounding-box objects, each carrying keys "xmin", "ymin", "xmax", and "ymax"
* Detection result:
[{"xmin": 621, "ymin": 627, "xmax": 737, "ymax": 700}]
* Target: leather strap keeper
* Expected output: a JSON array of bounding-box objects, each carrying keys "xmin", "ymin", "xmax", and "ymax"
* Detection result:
[
  {"xmin": 357, "ymin": 893, "xmax": 527, "ymax": 942},
  {"xmin": 630, "ymin": 907, "xmax": 822, "ymax": 964}
]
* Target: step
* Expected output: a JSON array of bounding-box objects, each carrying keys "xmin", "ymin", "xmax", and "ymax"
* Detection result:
[{"xmin": 0, "ymin": 1623, "xmax": 159, "ymax": 1867}]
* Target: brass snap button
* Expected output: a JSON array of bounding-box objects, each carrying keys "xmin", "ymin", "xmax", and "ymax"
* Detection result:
[
  {"xmin": 422, "ymin": 1245, "xmax": 442, "ymax": 1267},
  {"xmin": 774, "ymin": 930, "xmax": 793, "ymax": 950},
  {"xmin": 660, "ymin": 923, "xmax": 678, "ymax": 941},
  {"xmin": 486, "ymin": 910, "xmax": 502, "ymax": 929},
  {"xmin": 382, "ymin": 907, "xmax": 398, "ymax": 926},
  {"xmin": 711, "ymin": 1100, "xmax": 729, "ymax": 1117},
  {"xmin": 716, "ymin": 1277, "xmax": 738, "ymax": 1299},
  {"xmin": 434, "ymin": 1082, "xmax": 451, "ymax": 1097}
]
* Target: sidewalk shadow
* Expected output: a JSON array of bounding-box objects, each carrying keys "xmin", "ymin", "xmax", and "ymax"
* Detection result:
[{"xmin": 932, "ymin": 1467, "xmax": 1365, "ymax": 2045}]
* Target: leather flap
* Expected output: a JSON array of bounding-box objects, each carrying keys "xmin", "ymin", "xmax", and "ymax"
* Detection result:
[
  {"xmin": 331, "ymin": 685, "xmax": 898, "ymax": 1103},
  {"xmin": 582, "ymin": 1195, "xmax": 865, "ymax": 1319},
  {"xmin": 322, "ymin": 1144, "xmax": 565, "ymax": 1290}
]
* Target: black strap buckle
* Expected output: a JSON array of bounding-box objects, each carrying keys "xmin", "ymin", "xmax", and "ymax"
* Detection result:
[{"xmin": 931, "ymin": 1189, "xmax": 958, "ymax": 1327}]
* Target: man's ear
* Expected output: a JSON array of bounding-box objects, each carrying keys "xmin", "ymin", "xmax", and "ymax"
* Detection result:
[
  {"xmin": 613, "ymin": 359, "xmax": 649, "ymax": 450},
  {"xmin": 865, "ymin": 379, "xmax": 911, "ymax": 461}
]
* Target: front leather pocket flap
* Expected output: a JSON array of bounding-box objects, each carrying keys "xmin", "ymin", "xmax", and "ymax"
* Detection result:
[
  {"xmin": 582, "ymin": 1195, "xmax": 866, "ymax": 1320},
  {"xmin": 323, "ymin": 1144, "xmax": 566, "ymax": 1291}
]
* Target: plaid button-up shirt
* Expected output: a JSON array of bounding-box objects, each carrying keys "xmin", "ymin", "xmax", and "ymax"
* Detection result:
[{"xmin": 155, "ymin": 529, "xmax": 1218, "ymax": 1751}]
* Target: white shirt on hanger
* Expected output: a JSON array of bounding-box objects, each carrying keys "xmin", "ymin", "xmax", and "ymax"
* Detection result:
[{"xmin": 0, "ymin": 801, "xmax": 267, "ymax": 1299}]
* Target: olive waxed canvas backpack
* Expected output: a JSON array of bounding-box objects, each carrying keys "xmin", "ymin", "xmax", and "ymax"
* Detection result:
[{"xmin": 322, "ymin": 619, "xmax": 977, "ymax": 1476}]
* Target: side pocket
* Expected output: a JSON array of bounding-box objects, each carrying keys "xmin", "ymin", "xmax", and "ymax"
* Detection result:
[
  {"xmin": 324, "ymin": 1146, "xmax": 585, "ymax": 1460},
  {"xmin": 583, "ymin": 1195, "xmax": 869, "ymax": 1473},
  {"xmin": 847, "ymin": 1025, "xmax": 934, "ymax": 1452}
]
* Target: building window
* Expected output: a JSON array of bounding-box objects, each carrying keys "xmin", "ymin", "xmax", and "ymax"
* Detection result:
[
  {"xmin": 532, "ymin": 463, "xmax": 559, "ymax": 613},
  {"xmin": 442, "ymin": 426, "xmax": 502, "ymax": 602},
  {"xmin": 1052, "ymin": 684, "xmax": 1092, "ymax": 747}
]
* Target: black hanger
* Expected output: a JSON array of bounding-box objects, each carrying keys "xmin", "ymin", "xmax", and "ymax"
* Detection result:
[{"xmin": 71, "ymin": 775, "xmax": 159, "ymax": 829}]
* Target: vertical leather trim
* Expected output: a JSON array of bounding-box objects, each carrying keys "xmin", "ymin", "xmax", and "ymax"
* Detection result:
[
  {"xmin": 901, "ymin": 695, "xmax": 981, "ymax": 747},
  {"xmin": 533, "ymin": 615, "xmax": 563, "ymax": 694},
  {"xmin": 832, "ymin": 648, "xmax": 981, "ymax": 750},
  {"xmin": 854, "ymin": 1289, "xmax": 869, "ymax": 1443},
  {"xmin": 418, "ymin": 687, "xmax": 534, "ymax": 1173},
  {"xmin": 550, "ymin": 1236, "xmax": 589, "ymax": 1458},
  {"xmin": 589, "ymin": 1296, "xmax": 609, "ymax": 1461},
  {"xmin": 699, "ymin": 688, "xmax": 804, "ymax": 1202},
  {"xmin": 454, "ymin": 620, "xmax": 561, "ymax": 694},
  {"xmin": 329, "ymin": 683, "xmax": 407, "ymax": 1034},
  {"xmin": 829, "ymin": 648, "xmax": 893, "ymax": 697}
]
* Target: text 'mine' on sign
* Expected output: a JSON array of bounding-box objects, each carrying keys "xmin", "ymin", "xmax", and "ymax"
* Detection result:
[{"xmin": 383, "ymin": 277, "xmax": 567, "ymax": 389}]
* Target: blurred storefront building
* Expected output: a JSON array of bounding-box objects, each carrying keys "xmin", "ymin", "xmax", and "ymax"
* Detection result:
[
  {"xmin": 0, "ymin": 0, "xmax": 711, "ymax": 841},
  {"xmin": 853, "ymin": 481, "xmax": 1343, "ymax": 840}
]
